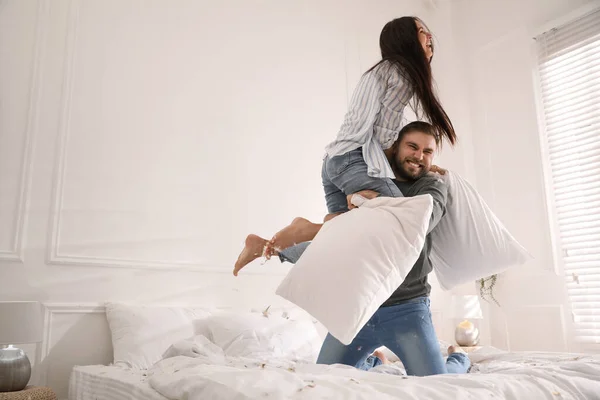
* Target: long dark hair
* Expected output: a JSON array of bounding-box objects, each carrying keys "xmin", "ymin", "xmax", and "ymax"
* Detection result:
[{"xmin": 368, "ymin": 17, "xmax": 457, "ymax": 146}]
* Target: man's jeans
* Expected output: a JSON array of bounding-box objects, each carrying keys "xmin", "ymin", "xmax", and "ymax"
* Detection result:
[
  {"xmin": 276, "ymin": 148, "xmax": 469, "ymax": 375},
  {"xmin": 277, "ymin": 245, "xmax": 470, "ymax": 376},
  {"xmin": 316, "ymin": 297, "xmax": 471, "ymax": 376}
]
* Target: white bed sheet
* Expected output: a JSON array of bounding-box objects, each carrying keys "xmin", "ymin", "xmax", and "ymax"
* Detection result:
[
  {"xmin": 68, "ymin": 345, "xmax": 600, "ymax": 400},
  {"xmin": 147, "ymin": 343, "xmax": 600, "ymax": 400},
  {"xmin": 68, "ymin": 364, "xmax": 168, "ymax": 400}
]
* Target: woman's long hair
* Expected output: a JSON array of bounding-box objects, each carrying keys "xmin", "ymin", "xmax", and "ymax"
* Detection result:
[{"xmin": 368, "ymin": 17, "xmax": 456, "ymax": 146}]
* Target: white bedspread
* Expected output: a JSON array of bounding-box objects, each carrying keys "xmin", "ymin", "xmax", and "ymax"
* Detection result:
[{"xmin": 147, "ymin": 339, "xmax": 600, "ymax": 400}]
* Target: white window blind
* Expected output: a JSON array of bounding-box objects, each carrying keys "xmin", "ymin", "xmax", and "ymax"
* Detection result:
[{"xmin": 536, "ymin": 7, "xmax": 600, "ymax": 348}]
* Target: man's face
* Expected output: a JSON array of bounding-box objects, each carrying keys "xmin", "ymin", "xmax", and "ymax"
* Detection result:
[{"xmin": 393, "ymin": 131, "xmax": 437, "ymax": 181}]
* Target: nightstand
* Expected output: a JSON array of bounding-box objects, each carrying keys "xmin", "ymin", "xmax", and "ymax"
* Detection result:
[{"xmin": 0, "ymin": 386, "xmax": 57, "ymax": 400}]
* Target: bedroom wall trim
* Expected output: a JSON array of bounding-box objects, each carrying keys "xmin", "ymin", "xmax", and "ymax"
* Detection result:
[
  {"xmin": 0, "ymin": 0, "xmax": 47, "ymax": 263},
  {"xmin": 43, "ymin": 0, "xmax": 274, "ymax": 275}
]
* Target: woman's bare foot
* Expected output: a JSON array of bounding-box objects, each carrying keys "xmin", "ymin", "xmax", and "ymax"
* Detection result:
[
  {"xmin": 373, "ymin": 349, "xmax": 391, "ymax": 365},
  {"xmin": 270, "ymin": 218, "xmax": 321, "ymax": 252},
  {"xmin": 233, "ymin": 234, "xmax": 270, "ymax": 276}
]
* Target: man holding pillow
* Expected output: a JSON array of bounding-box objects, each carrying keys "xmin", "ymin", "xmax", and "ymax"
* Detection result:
[{"xmin": 239, "ymin": 121, "xmax": 471, "ymax": 376}]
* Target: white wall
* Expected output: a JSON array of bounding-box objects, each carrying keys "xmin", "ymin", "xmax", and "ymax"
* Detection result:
[
  {"xmin": 450, "ymin": 0, "xmax": 600, "ymax": 352},
  {"xmin": 2, "ymin": 0, "xmax": 483, "ymax": 397}
]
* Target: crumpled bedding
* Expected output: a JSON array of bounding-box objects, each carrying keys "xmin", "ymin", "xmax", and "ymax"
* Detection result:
[{"xmin": 147, "ymin": 336, "xmax": 600, "ymax": 400}]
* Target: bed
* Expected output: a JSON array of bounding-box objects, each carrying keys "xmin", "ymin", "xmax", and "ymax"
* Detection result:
[
  {"xmin": 68, "ymin": 365, "xmax": 167, "ymax": 400},
  {"xmin": 67, "ymin": 302, "xmax": 600, "ymax": 400}
]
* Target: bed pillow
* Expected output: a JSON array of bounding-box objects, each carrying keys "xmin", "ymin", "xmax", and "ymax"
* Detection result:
[
  {"xmin": 105, "ymin": 302, "xmax": 211, "ymax": 369},
  {"xmin": 430, "ymin": 171, "xmax": 532, "ymax": 290},
  {"xmin": 276, "ymin": 194, "xmax": 434, "ymax": 345},
  {"xmin": 206, "ymin": 310, "xmax": 322, "ymax": 362}
]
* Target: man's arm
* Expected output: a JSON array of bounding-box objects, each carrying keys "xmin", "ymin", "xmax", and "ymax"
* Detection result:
[
  {"xmin": 341, "ymin": 176, "xmax": 447, "ymax": 232},
  {"xmin": 409, "ymin": 175, "xmax": 448, "ymax": 234}
]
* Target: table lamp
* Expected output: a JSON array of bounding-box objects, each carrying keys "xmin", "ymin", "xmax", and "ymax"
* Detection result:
[
  {"xmin": 450, "ymin": 295, "xmax": 483, "ymax": 347},
  {"xmin": 0, "ymin": 301, "xmax": 43, "ymax": 392}
]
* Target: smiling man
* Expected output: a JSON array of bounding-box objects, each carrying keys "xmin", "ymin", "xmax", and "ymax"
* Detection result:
[
  {"xmin": 387, "ymin": 120, "xmax": 438, "ymax": 181},
  {"xmin": 351, "ymin": 120, "xmax": 449, "ymax": 309},
  {"xmin": 312, "ymin": 121, "xmax": 470, "ymax": 376},
  {"xmin": 234, "ymin": 121, "xmax": 470, "ymax": 376}
]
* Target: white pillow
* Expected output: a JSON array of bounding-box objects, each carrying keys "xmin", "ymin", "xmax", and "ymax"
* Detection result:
[
  {"xmin": 430, "ymin": 171, "xmax": 532, "ymax": 290},
  {"xmin": 275, "ymin": 194, "xmax": 433, "ymax": 345},
  {"xmin": 105, "ymin": 302, "xmax": 211, "ymax": 369},
  {"xmin": 206, "ymin": 310, "xmax": 321, "ymax": 362}
]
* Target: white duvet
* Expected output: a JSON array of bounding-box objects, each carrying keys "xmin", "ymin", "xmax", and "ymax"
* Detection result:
[{"xmin": 147, "ymin": 336, "xmax": 600, "ymax": 400}]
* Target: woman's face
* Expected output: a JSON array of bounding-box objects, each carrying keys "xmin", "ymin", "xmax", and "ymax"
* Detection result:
[{"xmin": 415, "ymin": 19, "xmax": 433, "ymax": 61}]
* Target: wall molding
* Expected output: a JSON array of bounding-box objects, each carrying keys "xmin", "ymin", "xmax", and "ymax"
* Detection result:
[
  {"xmin": 47, "ymin": 254, "xmax": 287, "ymax": 275},
  {"xmin": 0, "ymin": 0, "xmax": 47, "ymax": 262},
  {"xmin": 41, "ymin": 302, "xmax": 105, "ymax": 359},
  {"xmin": 43, "ymin": 0, "xmax": 263, "ymax": 273},
  {"xmin": 39, "ymin": 302, "xmax": 106, "ymax": 391}
]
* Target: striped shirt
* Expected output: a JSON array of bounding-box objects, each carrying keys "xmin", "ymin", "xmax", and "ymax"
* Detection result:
[{"xmin": 325, "ymin": 60, "xmax": 414, "ymax": 179}]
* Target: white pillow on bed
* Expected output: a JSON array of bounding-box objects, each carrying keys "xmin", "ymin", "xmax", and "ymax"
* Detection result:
[
  {"xmin": 105, "ymin": 302, "xmax": 211, "ymax": 369},
  {"xmin": 206, "ymin": 310, "xmax": 322, "ymax": 362},
  {"xmin": 430, "ymin": 171, "xmax": 532, "ymax": 290},
  {"xmin": 276, "ymin": 194, "xmax": 433, "ymax": 345}
]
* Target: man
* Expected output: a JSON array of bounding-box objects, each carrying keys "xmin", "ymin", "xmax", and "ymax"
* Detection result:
[{"xmin": 238, "ymin": 121, "xmax": 470, "ymax": 376}]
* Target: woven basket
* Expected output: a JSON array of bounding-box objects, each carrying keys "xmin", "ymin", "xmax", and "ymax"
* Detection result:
[{"xmin": 0, "ymin": 386, "xmax": 57, "ymax": 400}]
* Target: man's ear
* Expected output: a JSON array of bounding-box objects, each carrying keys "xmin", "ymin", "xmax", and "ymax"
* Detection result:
[{"xmin": 392, "ymin": 138, "xmax": 402, "ymax": 155}]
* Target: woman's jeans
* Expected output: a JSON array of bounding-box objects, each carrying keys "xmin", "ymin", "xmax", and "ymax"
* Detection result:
[
  {"xmin": 317, "ymin": 297, "xmax": 471, "ymax": 376},
  {"xmin": 321, "ymin": 147, "xmax": 402, "ymax": 214},
  {"xmin": 279, "ymin": 147, "xmax": 400, "ymax": 263}
]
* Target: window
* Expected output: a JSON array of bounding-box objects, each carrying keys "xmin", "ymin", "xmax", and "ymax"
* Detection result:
[{"xmin": 535, "ymin": 7, "xmax": 600, "ymax": 348}]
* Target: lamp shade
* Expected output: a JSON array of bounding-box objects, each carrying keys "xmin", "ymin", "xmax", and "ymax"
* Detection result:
[
  {"xmin": 450, "ymin": 295, "xmax": 483, "ymax": 320},
  {"xmin": 0, "ymin": 301, "xmax": 43, "ymax": 344}
]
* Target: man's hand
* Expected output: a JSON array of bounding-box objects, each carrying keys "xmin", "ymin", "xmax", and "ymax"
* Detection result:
[
  {"xmin": 347, "ymin": 190, "xmax": 379, "ymax": 209},
  {"xmin": 430, "ymin": 165, "xmax": 447, "ymax": 175}
]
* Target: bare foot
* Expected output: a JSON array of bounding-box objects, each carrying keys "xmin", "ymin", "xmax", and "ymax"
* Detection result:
[
  {"xmin": 233, "ymin": 234, "xmax": 269, "ymax": 276},
  {"xmin": 373, "ymin": 349, "xmax": 391, "ymax": 365},
  {"xmin": 270, "ymin": 218, "xmax": 321, "ymax": 252}
]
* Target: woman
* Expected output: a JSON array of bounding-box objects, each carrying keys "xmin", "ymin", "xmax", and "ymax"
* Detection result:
[{"xmin": 234, "ymin": 16, "xmax": 454, "ymax": 275}]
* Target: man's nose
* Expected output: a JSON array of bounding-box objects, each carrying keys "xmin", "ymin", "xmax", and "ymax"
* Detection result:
[{"xmin": 415, "ymin": 151, "xmax": 424, "ymax": 160}]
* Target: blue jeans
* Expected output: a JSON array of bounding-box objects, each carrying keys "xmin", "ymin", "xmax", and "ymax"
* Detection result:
[
  {"xmin": 276, "ymin": 149, "xmax": 471, "ymax": 375},
  {"xmin": 277, "ymin": 242, "xmax": 470, "ymax": 376},
  {"xmin": 322, "ymin": 147, "xmax": 403, "ymax": 214},
  {"xmin": 279, "ymin": 147, "xmax": 401, "ymax": 262},
  {"xmin": 316, "ymin": 297, "xmax": 471, "ymax": 376}
]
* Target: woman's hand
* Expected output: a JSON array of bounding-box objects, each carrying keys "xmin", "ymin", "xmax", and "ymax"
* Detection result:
[
  {"xmin": 430, "ymin": 165, "xmax": 447, "ymax": 175},
  {"xmin": 347, "ymin": 190, "xmax": 380, "ymax": 209}
]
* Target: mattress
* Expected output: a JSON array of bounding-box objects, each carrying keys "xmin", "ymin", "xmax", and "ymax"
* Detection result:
[{"xmin": 68, "ymin": 365, "xmax": 167, "ymax": 400}]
